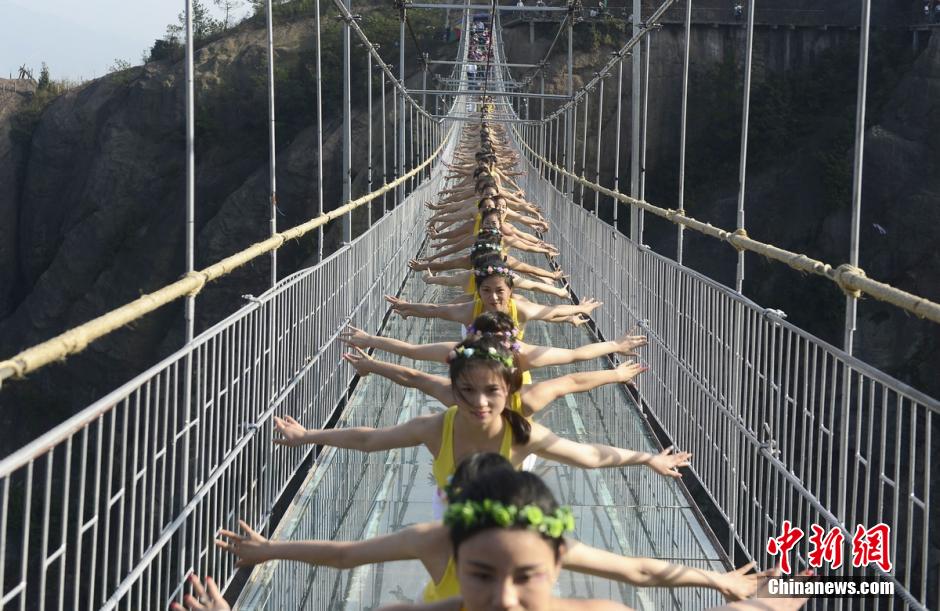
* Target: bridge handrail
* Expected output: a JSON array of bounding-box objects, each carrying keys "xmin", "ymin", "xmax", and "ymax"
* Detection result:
[
  {"xmin": 0, "ymin": 129, "xmax": 453, "ymax": 390},
  {"xmin": 513, "ymin": 134, "xmax": 940, "ymax": 327}
]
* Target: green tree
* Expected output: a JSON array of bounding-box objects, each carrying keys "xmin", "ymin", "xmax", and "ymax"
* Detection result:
[
  {"xmin": 214, "ymin": 0, "xmax": 243, "ymax": 30},
  {"xmin": 37, "ymin": 63, "xmax": 50, "ymax": 90}
]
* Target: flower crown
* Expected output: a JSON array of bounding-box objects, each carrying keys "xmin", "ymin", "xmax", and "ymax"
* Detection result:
[
  {"xmin": 465, "ymin": 326, "xmax": 522, "ymax": 353},
  {"xmin": 444, "ymin": 500, "xmax": 576, "ymax": 539},
  {"xmin": 446, "ymin": 345, "xmax": 514, "ymax": 368},
  {"xmin": 470, "ymin": 242, "xmax": 503, "ymax": 257},
  {"xmin": 474, "ymin": 265, "xmax": 516, "ymax": 280}
]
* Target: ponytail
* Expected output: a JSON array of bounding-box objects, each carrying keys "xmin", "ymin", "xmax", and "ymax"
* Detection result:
[{"xmin": 501, "ymin": 409, "xmax": 531, "ymax": 445}]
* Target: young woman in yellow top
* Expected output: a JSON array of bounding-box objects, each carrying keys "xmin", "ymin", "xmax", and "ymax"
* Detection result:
[
  {"xmin": 273, "ymin": 336, "xmax": 690, "ymax": 503},
  {"xmin": 213, "ymin": 454, "xmax": 770, "ymax": 605},
  {"xmin": 373, "ymin": 468, "xmax": 808, "ymax": 611},
  {"xmin": 387, "ymin": 266, "xmax": 598, "ymax": 337},
  {"xmin": 339, "ymin": 312, "xmax": 645, "ymax": 375}
]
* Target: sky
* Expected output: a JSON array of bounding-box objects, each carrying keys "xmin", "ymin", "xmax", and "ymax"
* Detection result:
[{"xmin": 1, "ymin": 0, "xmax": 250, "ymax": 82}]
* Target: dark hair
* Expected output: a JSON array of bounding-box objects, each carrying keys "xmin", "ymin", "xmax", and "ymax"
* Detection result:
[
  {"xmin": 477, "ymin": 197, "xmax": 496, "ymax": 210},
  {"xmin": 449, "ymin": 469, "xmax": 563, "ymax": 560},
  {"xmin": 470, "ymin": 311, "xmax": 516, "ymax": 335},
  {"xmin": 448, "ymin": 452, "xmax": 514, "ymax": 501},
  {"xmin": 475, "ymin": 265, "xmax": 514, "ymax": 291},
  {"xmin": 449, "ymin": 336, "xmax": 530, "ymax": 445},
  {"xmin": 469, "ymin": 240, "xmax": 502, "ymax": 265},
  {"xmin": 480, "ymin": 207, "xmax": 501, "ymax": 223}
]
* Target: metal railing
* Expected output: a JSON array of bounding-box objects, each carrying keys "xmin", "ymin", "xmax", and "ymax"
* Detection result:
[
  {"xmin": 514, "ymin": 160, "xmax": 938, "ymax": 610},
  {"xmin": 0, "ymin": 140, "xmax": 454, "ymax": 609}
]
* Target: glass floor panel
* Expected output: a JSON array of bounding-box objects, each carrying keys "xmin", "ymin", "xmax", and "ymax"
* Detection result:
[{"xmin": 237, "ymin": 251, "xmax": 727, "ymax": 611}]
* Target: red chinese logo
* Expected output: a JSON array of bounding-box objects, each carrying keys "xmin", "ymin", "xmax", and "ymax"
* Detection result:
[
  {"xmin": 766, "ymin": 520, "xmax": 804, "ymax": 574},
  {"xmin": 808, "ymin": 525, "xmax": 845, "ymax": 569},
  {"xmin": 851, "ymin": 523, "xmax": 893, "ymax": 572}
]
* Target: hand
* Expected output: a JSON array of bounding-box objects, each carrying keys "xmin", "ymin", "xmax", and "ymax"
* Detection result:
[
  {"xmin": 715, "ymin": 562, "xmax": 775, "ymax": 602},
  {"xmin": 339, "ymin": 325, "xmax": 373, "ymax": 349},
  {"xmin": 342, "ymin": 348, "xmax": 374, "ymax": 376},
  {"xmin": 272, "ymin": 415, "xmax": 310, "ymax": 447},
  {"xmin": 614, "ymin": 361, "xmax": 648, "ymax": 383},
  {"xmin": 579, "ymin": 298, "xmax": 603, "ymax": 312},
  {"xmin": 729, "ymin": 567, "xmax": 811, "ymax": 610},
  {"xmin": 385, "ymin": 295, "xmax": 410, "ymax": 318},
  {"xmin": 170, "ymin": 575, "xmax": 229, "ymax": 611},
  {"xmin": 215, "ymin": 519, "xmax": 273, "ymax": 568},
  {"xmin": 568, "ymin": 314, "xmax": 591, "ymax": 327},
  {"xmin": 614, "ymin": 332, "xmax": 647, "ymax": 355},
  {"xmin": 408, "ymin": 259, "xmax": 428, "ymax": 272},
  {"xmin": 552, "ymin": 270, "xmax": 566, "ymax": 280},
  {"xmin": 647, "ymin": 446, "xmax": 692, "ymax": 479}
]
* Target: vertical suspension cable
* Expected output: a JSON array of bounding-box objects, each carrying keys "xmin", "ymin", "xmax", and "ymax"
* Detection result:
[
  {"xmin": 398, "ymin": 8, "xmax": 406, "ymax": 208},
  {"xmin": 180, "ymin": 1, "xmax": 195, "ymax": 589},
  {"xmin": 184, "ymin": 0, "xmax": 195, "ymax": 343},
  {"xmin": 341, "ymin": 0, "xmax": 352, "ymax": 244},
  {"xmin": 565, "ymin": 11, "xmax": 574, "ymax": 201},
  {"xmin": 735, "ymin": 0, "xmax": 755, "ymax": 293},
  {"xmin": 676, "ymin": 0, "xmax": 691, "ymax": 264},
  {"xmin": 381, "ymin": 70, "xmax": 388, "ymax": 212},
  {"xmin": 638, "ymin": 33, "xmax": 651, "ymax": 244},
  {"xmin": 315, "ymin": 0, "xmax": 324, "ymax": 259},
  {"xmin": 265, "ymin": 0, "xmax": 277, "ymax": 285},
  {"xmin": 393, "ymin": 81, "xmax": 398, "ymax": 208},
  {"xmin": 844, "ymin": 0, "xmax": 872, "ymax": 356},
  {"xmin": 613, "ymin": 55, "xmax": 623, "ymax": 228},
  {"xmin": 630, "ymin": 0, "xmax": 642, "ymax": 242},
  {"xmin": 580, "ymin": 90, "xmax": 590, "ymax": 206},
  {"xmin": 367, "ymin": 51, "xmax": 373, "ymax": 226},
  {"xmin": 594, "ymin": 76, "xmax": 604, "ymax": 214}
]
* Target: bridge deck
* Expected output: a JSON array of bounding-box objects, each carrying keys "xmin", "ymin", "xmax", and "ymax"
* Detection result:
[{"xmin": 237, "ymin": 250, "xmax": 727, "ymax": 610}]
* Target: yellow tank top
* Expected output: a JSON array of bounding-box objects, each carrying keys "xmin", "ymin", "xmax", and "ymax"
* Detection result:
[
  {"xmin": 431, "ymin": 406, "xmax": 513, "ymax": 490},
  {"xmin": 472, "ymin": 213, "xmax": 481, "ymax": 236},
  {"xmin": 422, "ymin": 557, "xmax": 459, "ymax": 602},
  {"xmin": 465, "ymin": 273, "xmax": 476, "ymax": 295}
]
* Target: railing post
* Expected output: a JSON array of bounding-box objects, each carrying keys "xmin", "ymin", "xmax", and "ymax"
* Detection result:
[
  {"xmin": 735, "ymin": 0, "xmax": 755, "ymax": 293},
  {"xmin": 265, "ymin": 0, "xmax": 278, "ymax": 285},
  {"xmin": 677, "ymin": 0, "xmax": 692, "ymax": 265},
  {"xmin": 341, "ymin": 0, "xmax": 353, "ymax": 245}
]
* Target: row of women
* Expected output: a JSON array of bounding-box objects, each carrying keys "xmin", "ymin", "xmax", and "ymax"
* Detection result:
[{"xmin": 174, "ymin": 72, "xmax": 808, "ymax": 611}]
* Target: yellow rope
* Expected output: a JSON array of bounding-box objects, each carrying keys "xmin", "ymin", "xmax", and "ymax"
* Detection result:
[
  {"xmin": 515, "ymin": 131, "xmax": 940, "ymax": 325},
  {"xmin": 0, "ymin": 127, "xmax": 454, "ymax": 383}
]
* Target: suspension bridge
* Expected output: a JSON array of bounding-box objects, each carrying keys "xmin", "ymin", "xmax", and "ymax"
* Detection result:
[{"xmin": 0, "ymin": 0, "xmax": 936, "ymax": 609}]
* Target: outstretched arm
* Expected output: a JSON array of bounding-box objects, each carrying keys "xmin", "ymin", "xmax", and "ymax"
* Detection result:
[
  {"xmin": 529, "ymin": 424, "xmax": 692, "ymax": 478},
  {"xmin": 216, "ymin": 519, "xmax": 426, "ymax": 570},
  {"xmin": 272, "ymin": 413, "xmax": 430, "ymax": 452},
  {"xmin": 520, "ymin": 362, "xmax": 647, "ymax": 415},
  {"xmin": 523, "ymin": 333, "xmax": 647, "ymax": 368},
  {"xmin": 340, "ymin": 326, "xmax": 455, "ymax": 364},
  {"xmin": 342, "ymin": 350, "xmax": 454, "ymax": 405},
  {"xmin": 514, "ymin": 277, "xmax": 568, "ymax": 299},
  {"xmin": 517, "ymin": 298, "xmax": 602, "ymax": 323},
  {"xmin": 563, "ymin": 542, "xmax": 771, "ymax": 601},
  {"xmin": 385, "ymin": 295, "xmax": 472, "ymax": 323}
]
